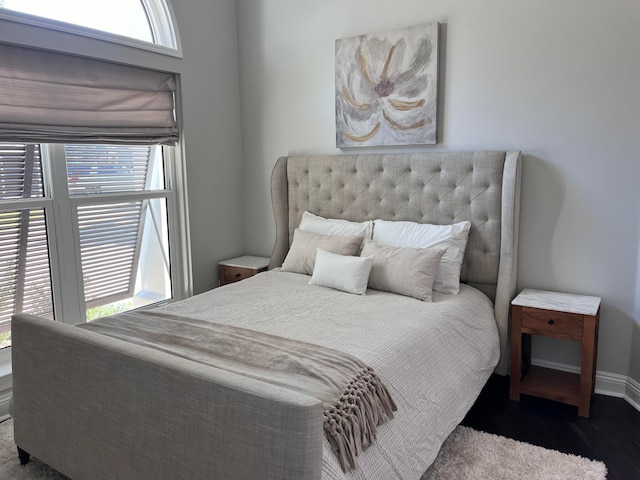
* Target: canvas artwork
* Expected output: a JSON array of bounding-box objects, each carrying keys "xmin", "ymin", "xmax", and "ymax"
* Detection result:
[{"xmin": 335, "ymin": 22, "xmax": 439, "ymax": 147}]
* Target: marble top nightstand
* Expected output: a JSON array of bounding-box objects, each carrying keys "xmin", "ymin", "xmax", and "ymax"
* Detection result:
[
  {"xmin": 511, "ymin": 288, "xmax": 601, "ymax": 316},
  {"xmin": 218, "ymin": 255, "xmax": 270, "ymax": 286},
  {"xmin": 509, "ymin": 289, "xmax": 601, "ymax": 417}
]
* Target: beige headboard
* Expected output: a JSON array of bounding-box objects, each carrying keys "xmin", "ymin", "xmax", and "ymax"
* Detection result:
[{"xmin": 269, "ymin": 151, "xmax": 521, "ymax": 375}]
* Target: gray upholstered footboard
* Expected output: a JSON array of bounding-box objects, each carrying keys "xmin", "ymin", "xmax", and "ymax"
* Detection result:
[{"xmin": 11, "ymin": 314, "xmax": 324, "ymax": 480}]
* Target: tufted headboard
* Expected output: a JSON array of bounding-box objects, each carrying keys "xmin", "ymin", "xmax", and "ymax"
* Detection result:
[{"xmin": 269, "ymin": 151, "xmax": 521, "ymax": 375}]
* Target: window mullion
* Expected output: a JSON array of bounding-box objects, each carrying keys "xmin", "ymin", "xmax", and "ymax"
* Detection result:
[
  {"xmin": 43, "ymin": 144, "xmax": 86, "ymax": 325},
  {"xmin": 163, "ymin": 145, "xmax": 191, "ymax": 301},
  {"xmin": 14, "ymin": 145, "xmax": 36, "ymax": 313}
]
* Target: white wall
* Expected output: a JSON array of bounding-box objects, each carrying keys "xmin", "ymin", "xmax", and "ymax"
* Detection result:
[
  {"xmin": 0, "ymin": 0, "xmax": 245, "ymax": 295},
  {"xmin": 170, "ymin": 0, "xmax": 245, "ymax": 293},
  {"xmin": 236, "ymin": 0, "xmax": 640, "ymax": 381}
]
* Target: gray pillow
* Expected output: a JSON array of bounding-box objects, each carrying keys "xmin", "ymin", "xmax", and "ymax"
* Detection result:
[
  {"xmin": 281, "ymin": 229, "xmax": 363, "ymax": 275},
  {"xmin": 361, "ymin": 240, "xmax": 446, "ymax": 302}
]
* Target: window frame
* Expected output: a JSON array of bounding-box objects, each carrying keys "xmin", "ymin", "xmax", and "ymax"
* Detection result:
[
  {"xmin": 0, "ymin": 142, "xmax": 191, "ymax": 333},
  {"xmin": 0, "ymin": 0, "xmax": 182, "ymax": 58}
]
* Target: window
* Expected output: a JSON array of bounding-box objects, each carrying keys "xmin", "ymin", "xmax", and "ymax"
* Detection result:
[
  {"xmin": 0, "ymin": 143, "xmax": 180, "ymax": 348},
  {"xmin": 0, "ymin": 0, "xmax": 180, "ymax": 55}
]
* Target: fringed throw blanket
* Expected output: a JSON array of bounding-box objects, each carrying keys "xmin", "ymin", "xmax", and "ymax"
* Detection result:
[{"xmin": 79, "ymin": 310, "xmax": 397, "ymax": 471}]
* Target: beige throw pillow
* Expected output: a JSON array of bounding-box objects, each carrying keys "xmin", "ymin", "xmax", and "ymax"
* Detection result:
[
  {"xmin": 372, "ymin": 219, "xmax": 471, "ymax": 294},
  {"xmin": 281, "ymin": 229, "xmax": 363, "ymax": 275},
  {"xmin": 361, "ymin": 240, "xmax": 446, "ymax": 302}
]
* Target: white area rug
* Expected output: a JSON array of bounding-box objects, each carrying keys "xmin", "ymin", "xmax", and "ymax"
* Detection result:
[
  {"xmin": 422, "ymin": 426, "xmax": 607, "ymax": 480},
  {"xmin": 1, "ymin": 420, "xmax": 606, "ymax": 479}
]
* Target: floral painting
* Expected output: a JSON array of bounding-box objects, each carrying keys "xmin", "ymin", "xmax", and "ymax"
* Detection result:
[{"xmin": 335, "ymin": 23, "xmax": 439, "ymax": 147}]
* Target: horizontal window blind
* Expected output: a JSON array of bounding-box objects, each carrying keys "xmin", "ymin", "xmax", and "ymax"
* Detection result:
[
  {"xmin": 66, "ymin": 145, "xmax": 154, "ymax": 195},
  {"xmin": 70, "ymin": 144, "xmax": 150, "ymax": 307},
  {"xmin": 0, "ymin": 144, "xmax": 44, "ymax": 199},
  {"xmin": 0, "ymin": 209, "xmax": 54, "ymax": 327},
  {"xmin": 0, "ymin": 144, "xmax": 53, "ymax": 329},
  {"xmin": 77, "ymin": 202, "xmax": 145, "ymax": 308},
  {"xmin": 0, "ymin": 43, "xmax": 178, "ymax": 145}
]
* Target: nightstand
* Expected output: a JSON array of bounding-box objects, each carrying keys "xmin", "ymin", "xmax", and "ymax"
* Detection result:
[
  {"xmin": 219, "ymin": 255, "xmax": 270, "ymax": 286},
  {"xmin": 509, "ymin": 288, "xmax": 601, "ymax": 418}
]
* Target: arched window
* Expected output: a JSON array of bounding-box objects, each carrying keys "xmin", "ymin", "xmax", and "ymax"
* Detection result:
[{"xmin": 0, "ymin": 0, "xmax": 179, "ymax": 54}]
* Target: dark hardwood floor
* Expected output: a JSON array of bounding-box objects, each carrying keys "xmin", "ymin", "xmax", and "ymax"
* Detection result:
[{"xmin": 461, "ymin": 374, "xmax": 640, "ymax": 480}]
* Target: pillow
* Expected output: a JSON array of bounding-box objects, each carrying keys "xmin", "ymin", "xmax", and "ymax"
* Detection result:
[
  {"xmin": 360, "ymin": 240, "xmax": 446, "ymax": 302},
  {"xmin": 299, "ymin": 211, "xmax": 373, "ymax": 243},
  {"xmin": 281, "ymin": 229, "xmax": 363, "ymax": 275},
  {"xmin": 372, "ymin": 219, "xmax": 471, "ymax": 294},
  {"xmin": 309, "ymin": 249, "xmax": 373, "ymax": 295}
]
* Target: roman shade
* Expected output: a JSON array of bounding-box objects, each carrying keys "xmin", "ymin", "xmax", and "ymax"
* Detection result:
[{"xmin": 0, "ymin": 43, "xmax": 178, "ymax": 145}]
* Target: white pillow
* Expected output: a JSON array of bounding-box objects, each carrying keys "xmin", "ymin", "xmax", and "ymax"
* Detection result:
[
  {"xmin": 372, "ymin": 219, "xmax": 471, "ymax": 294},
  {"xmin": 309, "ymin": 248, "xmax": 373, "ymax": 295},
  {"xmin": 299, "ymin": 211, "xmax": 373, "ymax": 242}
]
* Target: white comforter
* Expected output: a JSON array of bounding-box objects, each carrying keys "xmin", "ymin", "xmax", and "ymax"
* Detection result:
[{"xmin": 157, "ymin": 269, "xmax": 499, "ymax": 480}]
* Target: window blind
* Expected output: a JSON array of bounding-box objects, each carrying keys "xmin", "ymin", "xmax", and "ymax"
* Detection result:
[
  {"xmin": 0, "ymin": 144, "xmax": 53, "ymax": 329},
  {"xmin": 66, "ymin": 145, "xmax": 155, "ymax": 195},
  {"xmin": 0, "ymin": 43, "xmax": 178, "ymax": 145},
  {"xmin": 70, "ymin": 145, "xmax": 152, "ymax": 308},
  {"xmin": 77, "ymin": 202, "xmax": 145, "ymax": 307}
]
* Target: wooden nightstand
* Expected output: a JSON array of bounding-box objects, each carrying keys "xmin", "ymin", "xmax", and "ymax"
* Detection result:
[
  {"xmin": 219, "ymin": 255, "xmax": 270, "ymax": 286},
  {"xmin": 509, "ymin": 289, "xmax": 601, "ymax": 418}
]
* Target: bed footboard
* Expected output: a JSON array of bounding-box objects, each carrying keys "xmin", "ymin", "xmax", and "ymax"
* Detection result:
[{"xmin": 11, "ymin": 314, "xmax": 324, "ymax": 480}]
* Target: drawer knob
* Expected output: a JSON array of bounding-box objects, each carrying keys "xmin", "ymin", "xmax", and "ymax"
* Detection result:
[
  {"xmin": 547, "ymin": 319, "xmax": 555, "ymax": 325},
  {"xmin": 235, "ymin": 273, "xmax": 241, "ymax": 278}
]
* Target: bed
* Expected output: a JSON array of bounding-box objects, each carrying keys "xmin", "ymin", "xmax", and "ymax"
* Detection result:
[{"xmin": 11, "ymin": 151, "xmax": 521, "ymax": 480}]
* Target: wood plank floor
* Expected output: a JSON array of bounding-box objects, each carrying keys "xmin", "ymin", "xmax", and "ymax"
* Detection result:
[{"xmin": 461, "ymin": 374, "xmax": 640, "ymax": 480}]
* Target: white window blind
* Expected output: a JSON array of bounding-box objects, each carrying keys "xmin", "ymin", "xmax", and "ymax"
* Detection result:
[
  {"xmin": 67, "ymin": 145, "xmax": 152, "ymax": 309},
  {"xmin": 66, "ymin": 145, "xmax": 155, "ymax": 195},
  {"xmin": 0, "ymin": 144, "xmax": 53, "ymax": 334},
  {"xmin": 0, "ymin": 144, "xmax": 45, "ymax": 198},
  {"xmin": 77, "ymin": 201, "xmax": 145, "ymax": 308}
]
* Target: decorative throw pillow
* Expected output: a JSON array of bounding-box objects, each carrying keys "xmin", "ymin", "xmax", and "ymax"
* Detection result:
[
  {"xmin": 299, "ymin": 211, "xmax": 373, "ymax": 245},
  {"xmin": 372, "ymin": 219, "xmax": 471, "ymax": 294},
  {"xmin": 360, "ymin": 240, "xmax": 446, "ymax": 302},
  {"xmin": 309, "ymin": 248, "xmax": 373, "ymax": 295},
  {"xmin": 281, "ymin": 228, "xmax": 363, "ymax": 275}
]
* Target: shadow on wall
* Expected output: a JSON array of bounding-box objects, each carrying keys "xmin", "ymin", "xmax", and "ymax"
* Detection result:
[{"xmin": 517, "ymin": 153, "xmax": 565, "ymax": 290}]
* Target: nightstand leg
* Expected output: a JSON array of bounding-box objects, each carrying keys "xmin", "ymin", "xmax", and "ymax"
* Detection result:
[
  {"xmin": 591, "ymin": 311, "xmax": 600, "ymax": 395},
  {"xmin": 578, "ymin": 313, "xmax": 598, "ymax": 418},
  {"xmin": 509, "ymin": 306, "xmax": 523, "ymax": 401}
]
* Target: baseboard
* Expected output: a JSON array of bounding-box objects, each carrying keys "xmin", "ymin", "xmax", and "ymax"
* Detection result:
[
  {"xmin": 531, "ymin": 358, "xmax": 639, "ymax": 411},
  {"xmin": 625, "ymin": 376, "xmax": 640, "ymax": 411}
]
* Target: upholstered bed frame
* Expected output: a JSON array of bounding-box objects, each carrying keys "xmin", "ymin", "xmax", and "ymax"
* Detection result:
[
  {"xmin": 11, "ymin": 151, "xmax": 521, "ymax": 480},
  {"xmin": 270, "ymin": 151, "xmax": 522, "ymax": 375}
]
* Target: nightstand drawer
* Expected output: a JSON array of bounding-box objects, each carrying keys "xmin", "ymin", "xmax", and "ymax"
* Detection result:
[
  {"xmin": 220, "ymin": 265, "xmax": 256, "ymax": 285},
  {"xmin": 521, "ymin": 307, "xmax": 583, "ymax": 337}
]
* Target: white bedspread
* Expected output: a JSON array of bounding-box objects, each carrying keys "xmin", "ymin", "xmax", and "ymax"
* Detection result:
[{"xmin": 157, "ymin": 269, "xmax": 499, "ymax": 480}]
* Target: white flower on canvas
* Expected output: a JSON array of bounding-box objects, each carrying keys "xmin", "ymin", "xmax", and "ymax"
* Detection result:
[{"xmin": 335, "ymin": 23, "xmax": 438, "ymax": 147}]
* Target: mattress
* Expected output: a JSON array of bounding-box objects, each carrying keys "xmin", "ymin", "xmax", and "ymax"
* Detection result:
[{"xmin": 150, "ymin": 269, "xmax": 500, "ymax": 480}]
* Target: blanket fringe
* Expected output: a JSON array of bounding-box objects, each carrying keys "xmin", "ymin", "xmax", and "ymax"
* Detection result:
[{"xmin": 323, "ymin": 367, "xmax": 397, "ymax": 472}]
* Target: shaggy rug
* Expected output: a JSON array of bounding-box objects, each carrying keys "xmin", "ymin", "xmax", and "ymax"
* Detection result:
[
  {"xmin": 421, "ymin": 426, "xmax": 607, "ymax": 480},
  {"xmin": 0, "ymin": 420, "xmax": 606, "ymax": 479}
]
